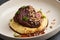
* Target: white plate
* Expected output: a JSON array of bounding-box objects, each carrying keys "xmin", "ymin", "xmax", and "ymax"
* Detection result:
[{"xmin": 0, "ymin": 0, "xmax": 60, "ymax": 40}]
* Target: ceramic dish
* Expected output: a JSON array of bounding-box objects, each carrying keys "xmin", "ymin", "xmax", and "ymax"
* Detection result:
[{"xmin": 0, "ymin": 0, "xmax": 60, "ymax": 40}]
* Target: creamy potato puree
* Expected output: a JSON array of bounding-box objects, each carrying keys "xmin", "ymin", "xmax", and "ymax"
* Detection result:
[{"xmin": 9, "ymin": 17, "xmax": 48, "ymax": 34}]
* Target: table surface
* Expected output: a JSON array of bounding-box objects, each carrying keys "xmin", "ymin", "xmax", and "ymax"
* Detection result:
[{"xmin": 0, "ymin": 0, "xmax": 60, "ymax": 40}]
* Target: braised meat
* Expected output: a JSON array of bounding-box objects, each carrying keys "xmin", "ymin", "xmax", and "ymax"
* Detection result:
[{"xmin": 13, "ymin": 5, "xmax": 42, "ymax": 28}]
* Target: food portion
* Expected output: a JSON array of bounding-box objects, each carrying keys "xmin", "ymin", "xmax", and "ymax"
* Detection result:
[
  {"xmin": 14, "ymin": 5, "xmax": 41, "ymax": 28},
  {"xmin": 9, "ymin": 5, "xmax": 48, "ymax": 37}
]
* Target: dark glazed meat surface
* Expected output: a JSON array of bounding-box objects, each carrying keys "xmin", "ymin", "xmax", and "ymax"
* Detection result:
[{"xmin": 14, "ymin": 5, "xmax": 42, "ymax": 28}]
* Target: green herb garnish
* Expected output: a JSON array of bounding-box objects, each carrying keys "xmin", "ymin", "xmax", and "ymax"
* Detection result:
[
  {"xmin": 14, "ymin": 32, "xmax": 20, "ymax": 37},
  {"xmin": 22, "ymin": 16, "xmax": 29, "ymax": 21},
  {"xmin": 16, "ymin": 11, "xmax": 20, "ymax": 14},
  {"xmin": 10, "ymin": 19, "xmax": 12, "ymax": 22},
  {"xmin": 41, "ymin": 15, "xmax": 46, "ymax": 18}
]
